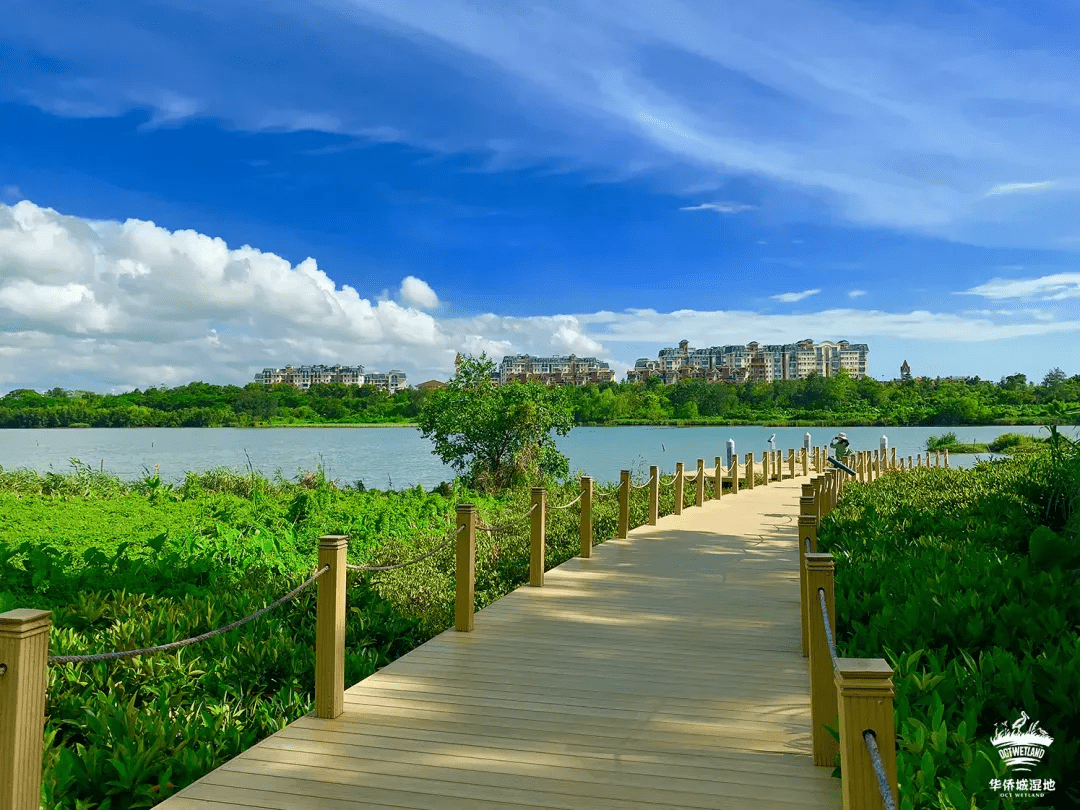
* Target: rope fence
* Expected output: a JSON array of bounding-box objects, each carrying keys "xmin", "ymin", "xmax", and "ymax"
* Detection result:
[
  {"xmin": 863, "ymin": 731, "xmax": 898, "ymax": 810},
  {"xmin": 346, "ymin": 525, "xmax": 465, "ymax": 572},
  {"xmin": 49, "ymin": 565, "xmax": 331, "ymax": 664},
  {"xmin": 477, "ymin": 503, "xmax": 537, "ymax": 532},
  {"xmin": 549, "ymin": 492, "xmax": 584, "ymax": 510},
  {"xmin": 817, "ymin": 587, "xmax": 839, "ymax": 669}
]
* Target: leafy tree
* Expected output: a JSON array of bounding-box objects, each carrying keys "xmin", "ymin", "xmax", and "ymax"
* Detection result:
[{"xmin": 417, "ymin": 354, "xmax": 574, "ymax": 493}]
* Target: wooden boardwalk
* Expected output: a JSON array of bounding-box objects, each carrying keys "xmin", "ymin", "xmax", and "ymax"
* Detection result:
[{"xmin": 162, "ymin": 475, "xmax": 840, "ymax": 809}]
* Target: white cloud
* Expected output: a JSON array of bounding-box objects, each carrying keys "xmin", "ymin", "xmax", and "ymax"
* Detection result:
[
  {"xmin": 679, "ymin": 202, "xmax": 756, "ymax": 214},
  {"xmin": 848, "ymin": 290, "xmax": 867, "ymax": 298},
  {"xmin": 985, "ymin": 181, "xmax": 1059, "ymax": 197},
  {"xmin": 956, "ymin": 273, "xmax": 1080, "ymax": 300},
  {"xmin": 399, "ymin": 275, "xmax": 440, "ymax": 310},
  {"xmin": 1, "ymin": 201, "xmax": 1078, "ymax": 392},
  {"xmin": 2, "ymin": 185, "xmax": 23, "ymax": 201},
  {"xmin": 771, "ymin": 289, "xmax": 822, "ymax": 303}
]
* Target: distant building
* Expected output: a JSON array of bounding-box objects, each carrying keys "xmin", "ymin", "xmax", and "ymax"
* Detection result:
[
  {"xmin": 416, "ymin": 379, "xmax": 447, "ymax": 391},
  {"xmin": 255, "ymin": 364, "xmax": 364, "ymax": 390},
  {"xmin": 497, "ymin": 354, "xmax": 616, "ymax": 386},
  {"xmin": 628, "ymin": 339, "xmax": 870, "ymax": 384},
  {"xmin": 364, "ymin": 370, "xmax": 408, "ymax": 394}
]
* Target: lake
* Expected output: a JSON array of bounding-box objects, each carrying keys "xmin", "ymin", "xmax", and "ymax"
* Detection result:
[{"xmin": 2, "ymin": 424, "xmax": 1076, "ymax": 489}]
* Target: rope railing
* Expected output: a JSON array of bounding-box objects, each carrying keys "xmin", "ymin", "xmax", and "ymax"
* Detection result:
[
  {"xmin": 49, "ymin": 565, "xmax": 331, "ymax": 664},
  {"xmin": 863, "ymin": 730, "xmax": 899, "ymax": 810},
  {"xmin": 477, "ymin": 503, "xmax": 538, "ymax": 532},
  {"xmin": 549, "ymin": 491, "xmax": 585, "ymax": 510},
  {"xmin": 660, "ymin": 473, "xmax": 678, "ymax": 486},
  {"xmin": 817, "ymin": 587, "xmax": 839, "ymax": 669},
  {"xmin": 346, "ymin": 525, "xmax": 465, "ymax": 572}
]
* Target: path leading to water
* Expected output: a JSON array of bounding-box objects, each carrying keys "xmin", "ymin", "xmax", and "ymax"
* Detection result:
[{"xmin": 162, "ymin": 477, "xmax": 840, "ymax": 809}]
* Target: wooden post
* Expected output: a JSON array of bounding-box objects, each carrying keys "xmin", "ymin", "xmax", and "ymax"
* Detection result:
[
  {"xmin": 908, "ymin": 454, "xmax": 913, "ymax": 469},
  {"xmin": 798, "ymin": 484, "xmax": 818, "ymax": 658},
  {"xmin": 579, "ymin": 476, "xmax": 593, "ymax": 558},
  {"xmin": 746, "ymin": 452, "xmax": 754, "ymax": 490},
  {"xmin": 316, "ymin": 534, "xmax": 348, "ymax": 719},
  {"xmin": 777, "ymin": 450, "xmax": 783, "ymax": 480},
  {"xmin": 648, "ymin": 466, "xmax": 659, "ymax": 526},
  {"xmin": 874, "ymin": 448, "xmax": 881, "ymax": 480},
  {"xmin": 813, "ymin": 445, "xmax": 820, "ymax": 473},
  {"xmin": 944, "ymin": 449, "xmax": 949, "ymax": 468},
  {"xmin": 836, "ymin": 659, "xmax": 899, "ymax": 810},
  {"xmin": 695, "ymin": 459, "xmax": 705, "ymax": 507},
  {"xmin": 0, "ymin": 609, "xmax": 51, "ymax": 810},
  {"xmin": 802, "ymin": 447, "xmax": 808, "ymax": 477},
  {"xmin": 814, "ymin": 475, "xmax": 824, "ymax": 526},
  {"xmin": 935, "ymin": 449, "xmax": 941, "ymax": 467},
  {"xmin": 762, "ymin": 450, "xmax": 770, "ymax": 486},
  {"xmin": 891, "ymin": 447, "xmax": 897, "ymax": 471},
  {"xmin": 530, "ymin": 487, "xmax": 547, "ymax": 586},
  {"xmin": 789, "ymin": 448, "xmax": 795, "ymax": 479},
  {"xmin": 456, "ymin": 505, "xmax": 477, "ymax": 630},
  {"xmin": 730, "ymin": 453, "xmax": 739, "ymax": 495},
  {"xmin": 714, "ymin": 456, "xmax": 724, "ymax": 502},
  {"xmin": 806, "ymin": 552, "xmax": 839, "ymax": 767},
  {"xmin": 674, "ymin": 462, "xmax": 684, "ymax": 515},
  {"xmin": 618, "ymin": 470, "xmax": 630, "ymax": 538}
]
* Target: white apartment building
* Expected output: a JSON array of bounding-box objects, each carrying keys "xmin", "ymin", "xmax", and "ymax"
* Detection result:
[
  {"xmin": 629, "ymin": 339, "xmax": 869, "ymax": 383},
  {"xmin": 255, "ymin": 364, "xmax": 365, "ymax": 390},
  {"xmin": 497, "ymin": 354, "xmax": 616, "ymax": 386},
  {"xmin": 363, "ymin": 370, "xmax": 408, "ymax": 394}
]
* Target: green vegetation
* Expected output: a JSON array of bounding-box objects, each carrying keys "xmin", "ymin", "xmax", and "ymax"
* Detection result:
[
  {"xmin": 3, "ymin": 458, "xmax": 687, "ymax": 808},
  {"xmin": 417, "ymin": 354, "xmax": 574, "ymax": 493},
  {"xmin": 819, "ymin": 426, "xmax": 1080, "ymax": 808},
  {"xmin": 2, "ymin": 366, "xmax": 1079, "ymax": 428},
  {"xmin": 924, "ymin": 431, "xmax": 1052, "ymax": 455}
]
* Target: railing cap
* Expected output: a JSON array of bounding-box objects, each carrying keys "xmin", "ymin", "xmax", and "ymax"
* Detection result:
[
  {"xmin": 0, "ymin": 608, "xmax": 53, "ymax": 635},
  {"xmin": 456, "ymin": 502, "xmax": 477, "ymax": 512},
  {"xmin": 318, "ymin": 535, "xmax": 349, "ymax": 550}
]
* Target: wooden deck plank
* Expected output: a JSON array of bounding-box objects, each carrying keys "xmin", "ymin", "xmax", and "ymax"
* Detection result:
[{"xmin": 161, "ymin": 477, "xmax": 841, "ymax": 809}]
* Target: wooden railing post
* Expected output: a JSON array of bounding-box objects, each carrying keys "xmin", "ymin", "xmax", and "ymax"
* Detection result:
[
  {"xmin": 801, "ymin": 447, "xmax": 808, "ymax": 477},
  {"xmin": 836, "ymin": 659, "xmax": 898, "ymax": 810},
  {"xmin": 579, "ymin": 476, "xmax": 593, "ymax": 558},
  {"xmin": 695, "ymin": 459, "xmax": 705, "ymax": 507},
  {"xmin": 0, "ymin": 608, "xmax": 52, "ymax": 810},
  {"xmin": 776, "ymin": 450, "xmax": 783, "ymax": 481},
  {"xmin": 316, "ymin": 534, "xmax": 348, "ymax": 719},
  {"xmin": 714, "ymin": 456, "xmax": 724, "ymax": 502},
  {"xmin": 891, "ymin": 447, "xmax": 897, "ymax": 471},
  {"xmin": 935, "ymin": 449, "xmax": 941, "ymax": 467},
  {"xmin": 798, "ymin": 483, "xmax": 818, "ymax": 658},
  {"xmin": 789, "ymin": 448, "xmax": 795, "ymax": 479},
  {"xmin": 874, "ymin": 449, "xmax": 881, "ymax": 480},
  {"xmin": 762, "ymin": 450, "xmax": 770, "ymax": 486},
  {"xmin": 674, "ymin": 462, "xmax": 684, "ymax": 515},
  {"xmin": 908, "ymin": 454, "xmax": 913, "ymax": 469},
  {"xmin": 456, "ymin": 505, "xmax": 477, "ymax": 631},
  {"xmin": 813, "ymin": 446, "xmax": 820, "ymax": 473},
  {"xmin": 730, "ymin": 453, "xmax": 739, "ymax": 494},
  {"xmin": 806, "ymin": 552, "xmax": 839, "ymax": 767},
  {"xmin": 746, "ymin": 452, "xmax": 754, "ymax": 490},
  {"xmin": 618, "ymin": 470, "xmax": 630, "ymax": 538},
  {"xmin": 530, "ymin": 487, "xmax": 547, "ymax": 586},
  {"xmin": 944, "ymin": 449, "xmax": 949, "ymax": 468},
  {"xmin": 648, "ymin": 466, "xmax": 659, "ymax": 525}
]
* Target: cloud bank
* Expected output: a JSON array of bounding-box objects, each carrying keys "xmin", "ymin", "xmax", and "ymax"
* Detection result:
[{"xmin": 1, "ymin": 201, "xmax": 1076, "ymax": 393}]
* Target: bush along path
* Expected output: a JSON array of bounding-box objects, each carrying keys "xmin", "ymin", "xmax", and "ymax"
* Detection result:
[{"xmin": 818, "ymin": 427, "xmax": 1080, "ymax": 809}]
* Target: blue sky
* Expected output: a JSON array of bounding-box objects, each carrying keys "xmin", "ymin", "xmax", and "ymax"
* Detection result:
[{"xmin": 2, "ymin": 0, "xmax": 1079, "ymax": 394}]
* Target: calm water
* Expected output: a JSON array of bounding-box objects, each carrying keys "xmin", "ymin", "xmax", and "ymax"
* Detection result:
[{"xmin": 2, "ymin": 425, "xmax": 1075, "ymax": 489}]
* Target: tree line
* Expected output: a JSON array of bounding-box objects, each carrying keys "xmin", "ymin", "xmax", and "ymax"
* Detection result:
[{"xmin": 1, "ymin": 366, "xmax": 1077, "ymax": 430}]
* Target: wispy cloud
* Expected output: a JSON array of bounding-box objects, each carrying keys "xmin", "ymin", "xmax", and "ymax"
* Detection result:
[
  {"xmin": 7, "ymin": 1, "xmax": 1080, "ymax": 248},
  {"xmin": 956, "ymin": 273, "xmax": 1080, "ymax": 300},
  {"xmin": 848, "ymin": 290, "xmax": 867, "ymax": 298},
  {"xmin": 1, "ymin": 185, "xmax": 23, "ymax": 201},
  {"xmin": 985, "ymin": 181, "xmax": 1059, "ymax": 197},
  {"xmin": 679, "ymin": 202, "xmax": 756, "ymax": 214},
  {"xmin": 771, "ymin": 289, "xmax": 821, "ymax": 303}
]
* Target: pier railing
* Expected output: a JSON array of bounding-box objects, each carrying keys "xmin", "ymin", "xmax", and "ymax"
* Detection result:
[{"xmin": 1, "ymin": 439, "xmax": 943, "ymax": 810}]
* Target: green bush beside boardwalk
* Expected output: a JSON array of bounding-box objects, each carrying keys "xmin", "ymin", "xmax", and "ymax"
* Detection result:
[
  {"xmin": 819, "ymin": 430, "xmax": 1079, "ymax": 809},
  {"xmin": 2, "ymin": 430, "xmax": 1078, "ymax": 808}
]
